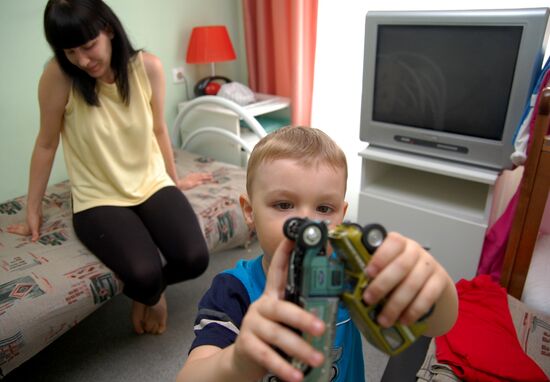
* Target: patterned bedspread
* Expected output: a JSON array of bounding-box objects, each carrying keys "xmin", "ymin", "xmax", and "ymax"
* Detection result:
[{"xmin": 0, "ymin": 149, "xmax": 253, "ymax": 378}]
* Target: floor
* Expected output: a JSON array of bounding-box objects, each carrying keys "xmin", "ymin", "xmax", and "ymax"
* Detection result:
[{"xmin": 3, "ymin": 241, "xmax": 389, "ymax": 381}]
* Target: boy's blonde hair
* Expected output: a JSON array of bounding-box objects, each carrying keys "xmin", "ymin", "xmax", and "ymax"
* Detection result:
[{"xmin": 246, "ymin": 126, "xmax": 348, "ymax": 197}]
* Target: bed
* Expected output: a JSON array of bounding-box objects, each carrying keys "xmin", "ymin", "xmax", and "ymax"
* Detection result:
[
  {"xmin": 501, "ymin": 87, "xmax": 550, "ymax": 311},
  {"xmin": 0, "ymin": 96, "xmax": 265, "ymax": 378}
]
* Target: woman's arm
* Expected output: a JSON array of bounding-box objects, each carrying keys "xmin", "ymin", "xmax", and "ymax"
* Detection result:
[
  {"xmin": 143, "ymin": 52, "xmax": 213, "ymax": 190},
  {"xmin": 142, "ymin": 52, "xmax": 178, "ymax": 181},
  {"xmin": 9, "ymin": 60, "xmax": 69, "ymax": 240}
]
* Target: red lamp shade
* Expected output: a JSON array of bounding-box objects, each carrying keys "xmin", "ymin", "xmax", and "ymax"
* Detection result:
[{"xmin": 186, "ymin": 25, "xmax": 236, "ymax": 64}]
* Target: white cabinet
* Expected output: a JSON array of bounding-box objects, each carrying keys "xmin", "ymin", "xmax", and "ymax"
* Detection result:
[
  {"xmin": 357, "ymin": 146, "xmax": 500, "ymax": 281},
  {"xmin": 177, "ymin": 93, "xmax": 290, "ymax": 166}
]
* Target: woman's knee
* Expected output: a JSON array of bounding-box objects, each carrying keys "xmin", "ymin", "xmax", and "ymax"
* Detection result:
[
  {"xmin": 180, "ymin": 247, "xmax": 209, "ymax": 277},
  {"xmin": 193, "ymin": 249, "xmax": 209, "ymax": 276},
  {"xmin": 163, "ymin": 246, "xmax": 209, "ymax": 284},
  {"xmin": 123, "ymin": 262, "xmax": 163, "ymax": 295}
]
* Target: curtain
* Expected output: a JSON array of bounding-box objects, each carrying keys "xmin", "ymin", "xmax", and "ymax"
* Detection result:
[{"xmin": 242, "ymin": 0, "xmax": 318, "ymax": 126}]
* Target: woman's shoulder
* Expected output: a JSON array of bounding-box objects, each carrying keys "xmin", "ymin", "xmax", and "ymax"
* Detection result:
[
  {"xmin": 140, "ymin": 51, "xmax": 163, "ymax": 77},
  {"xmin": 139, "ymin": 51, "xmax": 164, "ymax": 96},
  {"xmin": 39, "ymin": 58, "xmax": 71, "ymax": 104},
  {"xmin": 41, "ymin": 58, "xmax": 71, "ymax": 91}
]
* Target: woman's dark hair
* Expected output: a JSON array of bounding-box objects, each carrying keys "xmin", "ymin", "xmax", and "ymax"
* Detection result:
[{"xmin": 44, "ymin": 0, "xmax": 139, "ymax": 106}]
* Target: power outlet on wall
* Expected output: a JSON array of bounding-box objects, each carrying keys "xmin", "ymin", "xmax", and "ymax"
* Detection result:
[{"xmin": 172, "ymin": 67, "xmax": 185, "ymax": 84}]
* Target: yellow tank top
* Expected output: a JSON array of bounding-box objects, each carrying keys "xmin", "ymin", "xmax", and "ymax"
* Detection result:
[{"xmin": 61, "ymin": 51, "xmax": 174, "ymax": 213}]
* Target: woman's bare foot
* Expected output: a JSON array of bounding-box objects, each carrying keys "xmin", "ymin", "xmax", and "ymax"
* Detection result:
[
  {"xmin": 142, "ymin": 294, "xmax": 168, "ymax": 334},
  {"xmin": 131, "ymin": 300, "xmax": 147, "ymax": 334},
  {"xmin": 131, "ymin": 294, "xmax": 168, "ymax": 335}
]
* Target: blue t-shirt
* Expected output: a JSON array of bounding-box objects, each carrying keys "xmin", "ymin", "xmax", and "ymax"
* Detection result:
[{"xmin": 190, "ymin": 255, "xmax": 366, "ymax": 382}]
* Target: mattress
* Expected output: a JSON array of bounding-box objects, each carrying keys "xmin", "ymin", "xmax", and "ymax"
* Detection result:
[{"xmin": 522, "ymin": 233, "xmax": 550, "ymax": 316}]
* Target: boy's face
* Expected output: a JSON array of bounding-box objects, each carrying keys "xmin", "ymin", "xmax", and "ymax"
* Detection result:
[{"xmin": 240, "ymin": 158, "xmax": 348, "ymax": 271}]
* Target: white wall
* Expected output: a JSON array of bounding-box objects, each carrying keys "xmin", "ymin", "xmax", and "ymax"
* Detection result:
[
  {"xmin": 0, "ymin": 0, "xmax": 245, "ymax": 202},
  {"xmin": 312, "ymin": 0, "xmax": 550, "ymax": 222}
]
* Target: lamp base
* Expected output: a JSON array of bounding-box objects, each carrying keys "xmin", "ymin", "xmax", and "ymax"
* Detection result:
[{"xmin": 194, "ymin": 76, "xmax": 232, "ymax": 96}]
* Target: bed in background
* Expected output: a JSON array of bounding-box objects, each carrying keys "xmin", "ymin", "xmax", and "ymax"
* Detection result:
[
  {"xmin": 501, "ymin": 87, "xmax": 550, "ymax": 312},
  {"xmin": 381, "ymin": 87, "xmax": 550, "ymax": 382},
  {"xmin": 0, "ymin": 147, "xmax": 253, "ymax": 378},
  {"xmin": 0, "ymin": 94, "xmax": 276, "ymax": 378}
]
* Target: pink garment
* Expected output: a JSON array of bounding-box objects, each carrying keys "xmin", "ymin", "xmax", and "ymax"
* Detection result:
[
  {"xmin": 242, "ymin": 0, "xmax": 318, "ymax": 126},
  {"xmin": 477, "ymin": 69, "xmax": 550, "ymax": 280},
  {"xmin": 477, "ymin": 191, "xmax": 520, "ymax": 280}
]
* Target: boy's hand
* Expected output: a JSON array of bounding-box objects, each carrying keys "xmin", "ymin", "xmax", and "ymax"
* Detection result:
[
  {"xmin": 362, "ymin": 232, "xmax": 450, "ymax": 328},
  {"xmin": 232, "ymin": 239, "xmax": 326, "ymax": 382}
]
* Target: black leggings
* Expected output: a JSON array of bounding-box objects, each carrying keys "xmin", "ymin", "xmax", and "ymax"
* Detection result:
[{"xmin": 73, "ymin": 186, "xmax": 209, "ymax": 306}]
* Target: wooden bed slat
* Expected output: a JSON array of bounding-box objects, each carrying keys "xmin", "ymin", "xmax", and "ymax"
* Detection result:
[{"xmin": 501, "ymin": 88, "xmax": 550, "ymax": 299}]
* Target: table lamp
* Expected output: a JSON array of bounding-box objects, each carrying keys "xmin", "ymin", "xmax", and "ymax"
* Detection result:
[{"xmin": 186, "ymin": 25, "xmax": 237, "ymax": 96}]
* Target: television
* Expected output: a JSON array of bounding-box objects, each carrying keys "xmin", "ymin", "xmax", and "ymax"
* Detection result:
[{"xmin": 359, "ymin": 8, "xmax": 550, "ymax": 171}]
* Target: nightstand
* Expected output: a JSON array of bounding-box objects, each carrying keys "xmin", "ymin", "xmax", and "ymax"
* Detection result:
[
  {"xmin": 176, "ymin": 93, "xmax": 290, "ymax": 166},
  {"xmin": 357, "ymin": 146, "xmax": 500, "ymax": 281}
]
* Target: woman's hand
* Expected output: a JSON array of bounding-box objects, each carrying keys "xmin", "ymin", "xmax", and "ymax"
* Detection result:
[
  {"xmin": 176, "ymin": 172, "xmax": 214, "ymax": 190},
  {"xmin": 7, "ymin": 210, "xmax": 43, "ymax": 242}
]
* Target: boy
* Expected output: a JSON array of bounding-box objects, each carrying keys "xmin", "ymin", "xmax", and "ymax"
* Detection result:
[{"xmin": 177, "ymin": 127, "xmax": 458, "ymax": 382}]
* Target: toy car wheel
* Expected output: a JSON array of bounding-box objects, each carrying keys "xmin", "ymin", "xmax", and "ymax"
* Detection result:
[
  {"xmin": 283, "ymin": 217, "xmax": 304, "ymax": 240},
  {"xmin": 298, "ymin": 222, "xmax": 325, "ymax": 248},
  {"xmin": 361, "ymin": 223, "xmax": 387, "ymax": 254}
]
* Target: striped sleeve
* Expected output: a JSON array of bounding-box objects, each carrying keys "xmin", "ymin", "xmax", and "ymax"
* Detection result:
[{"xmin": 189, "ymin": 273, "xmax": 251, "ymax": 353}]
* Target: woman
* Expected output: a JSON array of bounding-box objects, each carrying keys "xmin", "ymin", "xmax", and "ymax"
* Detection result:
[{"xmin": 8, "ymin": 0, "xmax": 212, "ymax": 335}]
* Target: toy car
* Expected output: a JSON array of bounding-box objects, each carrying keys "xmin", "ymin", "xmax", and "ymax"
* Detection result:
[
  {"xmin": 329, "ymin": 222, "xmax": 429, "ymax": 355},
  {"xmin": 283, "ymin": 217, "xmax": 344, "ymax": 381},
  {"xmin": 282, "ymin": 217, "xmax": 431, "ymax": 381}
]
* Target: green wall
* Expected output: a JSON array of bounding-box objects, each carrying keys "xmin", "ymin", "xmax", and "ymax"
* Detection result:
[{"xmin": 0, "ymin": 0, "xmax": 247, "ymax": 202}]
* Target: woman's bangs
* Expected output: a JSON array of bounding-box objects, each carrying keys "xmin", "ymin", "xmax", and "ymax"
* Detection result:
[{"xmin": 46, "ymin": 10, "xmax": 104, "ymax": 49}]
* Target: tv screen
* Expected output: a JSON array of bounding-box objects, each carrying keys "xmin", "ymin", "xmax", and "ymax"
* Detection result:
[
  {"xmin": 374, "ymin": 25, "xmax": 522, "ymax": 140},
  {"xmin": 360, "ymin": 9, "xmax": 550, "ymax": 170}
]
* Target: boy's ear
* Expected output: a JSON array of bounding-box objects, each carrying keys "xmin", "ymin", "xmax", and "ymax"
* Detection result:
[
  {"xmin": 239, "ymin": 194, "xmax": 255, "ymax": 228},
  {"xmin": 342, "ymin": 201, "xmax": 349, "ymax": 218}
]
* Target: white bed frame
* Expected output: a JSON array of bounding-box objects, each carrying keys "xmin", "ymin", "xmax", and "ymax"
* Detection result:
[{"xmin": 171, "ymin": 96, "xmax": 267, "ymax": 164}]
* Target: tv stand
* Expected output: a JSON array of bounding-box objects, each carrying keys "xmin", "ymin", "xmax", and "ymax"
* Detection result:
[{"xmin": 357, "ymin": 145, "xmax": 500, "ymax": 281}]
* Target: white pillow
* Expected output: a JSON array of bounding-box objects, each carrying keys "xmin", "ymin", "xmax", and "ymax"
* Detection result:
[{"xmin": 217, "ymin": 82, "xmax": 256, "ymax": 106}]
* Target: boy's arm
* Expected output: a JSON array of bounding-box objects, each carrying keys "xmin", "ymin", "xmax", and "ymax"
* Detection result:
[
  {"xmin": 361, "ymin": 232, "xmax": 459, "ymax": 337},
  {"xmin": 422, "ymin": 272, "xmax": 457, "ymax": 337},
  {"xmin": 177, "ymin": 239, "xmax": 326, "ymax": 382},
  {"xmin": 177, "ymin": 344, "xmax": 244, "ymax": 381}
]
